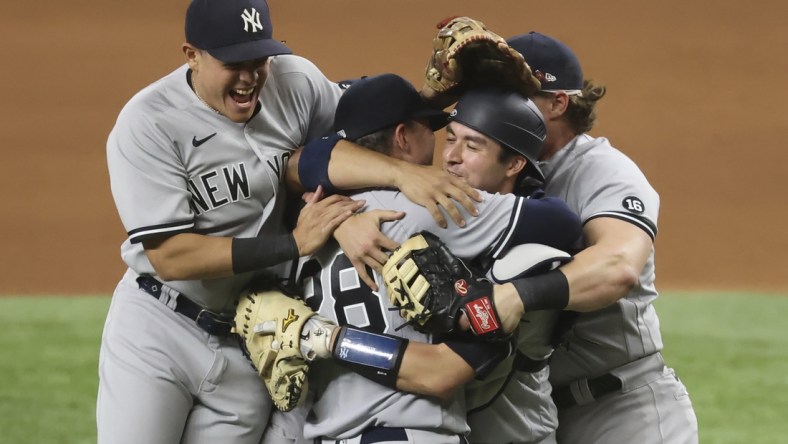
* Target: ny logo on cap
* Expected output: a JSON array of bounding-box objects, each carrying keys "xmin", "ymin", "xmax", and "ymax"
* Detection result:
[{"xmin": 241, "ymin": 8, "xmax": 263, "ymax": 32}]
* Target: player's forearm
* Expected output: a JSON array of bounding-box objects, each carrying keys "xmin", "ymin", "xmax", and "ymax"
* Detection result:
[
  {"xmin": 562, "ymin": 218, "xmax": 652, "ymax": 312},
  {"xmin": 143, "ymin": 233, "xmax": 235, "ymax": 280},
  {"xmin": 397, "ymin": 342, "xmax": 475, "ymax": 399},
  {"xmin": 562, "ymin": 245, "xmax": 641, "ymax": 312},
  {"xmin": 495, "ymin": 250, "xmax": 635, "ymax": 315},
  {"xmin": 143, "ymin": 232, "xmax": 298, "ymax": 281},
  {"xmin": 327, "ymin": 139, "xmax": 402, "ymax": 190},
  {"xmin": 326, "ymin": 326, "xmax": 476, "ymax": 400},
  {"xmin": 297, "ymin": 137, "xmax": 403, "ymax": 193}
]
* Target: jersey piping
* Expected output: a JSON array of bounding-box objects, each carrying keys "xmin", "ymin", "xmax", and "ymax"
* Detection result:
[
  {"xmin": 128, "ymin": 220, "xmax": 194, "ymax": 244},
  {"xmin": 586, "ymin": 211, "xmax": 657, "ymax": 240},
  {"xmin": 490, "ymin": 195, "xmax": 526, "ymax": 258}
]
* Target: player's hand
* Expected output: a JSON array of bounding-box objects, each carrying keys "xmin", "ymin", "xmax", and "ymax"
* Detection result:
[
  {"xmin": 334, "ymin": 210, "xmax": 405, "ymax": 291},
  {"xmin": 491, "ymin": 283, "xmax": 524, "ymax": 333},
  {"xmin": 293, "ymin": 186, "xmax": 365, "ymax": 256},
  {"xmin": 395, "ymin": 163, "xmax": 481, "ymax": 228},
  {"xmin": 458, "ymin": 283, "xmax": 523, "ymax": 334}
]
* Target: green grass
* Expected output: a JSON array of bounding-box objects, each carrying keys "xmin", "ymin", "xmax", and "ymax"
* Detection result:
[
  {"xmin": 654, "ymin": 292, "xmax": 788, "ymax": 444},
  {"xmin": 0, "ymin": 297, "xmax": 110, "ymax": 444},
  {"xmin": 0, "ymin": 292, "xmax": 786, "ymax": 443}
]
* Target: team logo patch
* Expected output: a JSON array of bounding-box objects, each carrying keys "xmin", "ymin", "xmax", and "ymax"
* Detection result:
[
  {"xmin": 337, "ymin": 345, "xmax": 349, "ymax": 360},
  {"xmin": 454, "ymin": 279, "xmax": 468, "ymax": 296},
  {"xmin": 466, "ymin": 297, "xmax": 499, "ymax": 334},
  {"xmin": 282, "ymin": 309, "xmax": 299, "ymax": 333},
  {"xmin": 241, "ymin": 8, "xmax": 263, "ymax": 33},
  {"xmin": 622, "ymin": 196, "xmax": 645, "ymax": 214}
]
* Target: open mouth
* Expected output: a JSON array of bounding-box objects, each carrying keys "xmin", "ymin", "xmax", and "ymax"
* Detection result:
[{"xmin": 229, "ymin": 87, "xmax": 255, "ymax": 105}]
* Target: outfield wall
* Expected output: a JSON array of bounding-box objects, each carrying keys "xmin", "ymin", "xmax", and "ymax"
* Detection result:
[{"xmin": 2, "ymin": 0, "xmax": 786, "ymax": 294}]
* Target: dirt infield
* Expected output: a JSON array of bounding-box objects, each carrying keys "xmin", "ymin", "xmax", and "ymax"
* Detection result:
[{"xmin": 2, "ymin": 0, "xmax": 786, "ymax": 295}]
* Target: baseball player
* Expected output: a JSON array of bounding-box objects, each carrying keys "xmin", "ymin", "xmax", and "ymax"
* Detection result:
[
  {"xmin": 486, "ymin": 32, "xmax": 699, "ymax": 443},
  {"xmin": 99, "ymin": 0, "xmax": 481, "ymax": 442},
  {"xmin": 309, "ymin": 76, "xmax": 576, "ymax": 444},
  {"xmin": 263, "ymin": 72, "xmax": 485, "ymax": 443},
  {"xmin": 287, "ymin": 81, "xmax": 581, "ymax": 443}
]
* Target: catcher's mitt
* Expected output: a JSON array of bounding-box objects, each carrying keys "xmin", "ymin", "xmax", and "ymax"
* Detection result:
[
  {"xmin": 424, "ymin": 16, "xmax": 541, "ymax": 99},
  {"xmin": 235, "ymin": 289, "xmax": 334, "ymax": 411},
  {"xmin": 382, "ymin": 231, "xmax": 507, "ymax": 341}
]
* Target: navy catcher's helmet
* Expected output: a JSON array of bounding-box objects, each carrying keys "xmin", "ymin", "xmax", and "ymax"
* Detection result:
[{"xmin": 449, "ymin": 89, "xmax": 546, "ymax": 181}]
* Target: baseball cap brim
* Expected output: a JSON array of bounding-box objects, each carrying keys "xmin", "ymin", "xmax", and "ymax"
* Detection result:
[
  {"xmin": 413, "ymin": 108, "xmax": 450, "ymax": 131},
  {"xmin": 208, "ymin": 39, "xmax": 292, "ymax": 64}
]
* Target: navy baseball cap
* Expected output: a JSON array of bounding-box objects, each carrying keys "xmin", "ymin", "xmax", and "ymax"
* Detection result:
[
  {"xmin": 186, "ymin": 0, "xmax": 291, "ymax": 63},
  {"xmin": 334, "ymin": 74, "xmax": 449, "ymax": 141},
  {"xmin": 507, "ymin": 32, "xmax": 583, "ymax": 94}
]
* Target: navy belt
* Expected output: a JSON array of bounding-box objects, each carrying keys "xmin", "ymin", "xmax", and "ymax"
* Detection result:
[
  {"xmin": 552, "ymin": 373, "xmax": 621, "ymax": 409},
  {"xmin": 316, "ymin": 427, "xmax": 408, "ymax": 444},
  {"xmin": 551, "ymin": 353, "xmax": 666, "ymax": 409},
  {"xmin": 136, "ymin": 276, "xmax": 234, "ymax": 337},
  {"xmin": 317, "ymin": 427, "xmax": 469, "ymax": 443},
  {"xmin": 361, "ymin": 427, "xmax": 408, "ymax": 444}
]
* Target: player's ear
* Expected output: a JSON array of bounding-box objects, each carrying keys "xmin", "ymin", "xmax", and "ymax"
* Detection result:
[
  {"xmin": 505, "ymin": 155, "xmax": 527, "ymax": 179},
  {"xmin": 183, "ymin": 43, "xmax": 200, "ymax": 68},
  {"xmin": 392, "ymin": 122, "xmax": 410, "ymax": 157},
  {"xmin": 549, "ymin": 91, "xmax": 570, "ymax": 116}
]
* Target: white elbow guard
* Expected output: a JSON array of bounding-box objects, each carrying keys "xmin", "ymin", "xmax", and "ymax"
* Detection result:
[{"xmin": 489, "ymin": 244, "xmax": 572, "ymax": 283}]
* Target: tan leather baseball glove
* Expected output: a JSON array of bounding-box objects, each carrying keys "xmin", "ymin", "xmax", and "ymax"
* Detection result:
[
  {"xmin": 423, "ymin": 16, "xmax": 541, "ymax": 103},
  {"xmin": 234, "ymin": 289, "xmax": 334, "ymax": 411}
]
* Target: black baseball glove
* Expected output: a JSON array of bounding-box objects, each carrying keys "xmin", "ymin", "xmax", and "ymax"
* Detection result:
[{"xmin": 382, "ymin": 231, "xmax": 507, "ymax": 341}]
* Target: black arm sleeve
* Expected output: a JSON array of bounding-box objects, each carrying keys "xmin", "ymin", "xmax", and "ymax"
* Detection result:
[
  {"xmin": 442, "ymin": 337, "xmax": 514, "ymax": 379},
  {"xmin": 232, "ymin": 234, "xmax": 299, "ymax": 274}
]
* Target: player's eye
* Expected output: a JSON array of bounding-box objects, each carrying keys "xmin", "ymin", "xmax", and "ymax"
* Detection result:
[{"xmin": 225, "ymin": 57, "xmax": 269, "ymax": 71}]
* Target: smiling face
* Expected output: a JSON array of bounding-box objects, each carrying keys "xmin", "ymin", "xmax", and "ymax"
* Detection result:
[
  {"xmin": 184, "ymin": 44, "xmax": 271, "ymax": 123},
  {"xmin": 442, "ymin": 122, "xmax": 524, "ymax": 194}
]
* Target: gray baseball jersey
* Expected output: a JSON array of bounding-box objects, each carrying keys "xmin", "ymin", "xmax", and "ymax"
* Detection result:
[
  {"xmin": 540, "ymin": 134, "xmax": 697, "ymax": 443},
  {"xmin": 540, "ymin": 134, "xmax": 660, "ymax": 384},
  {"xmin": 107, "ymin": 55, "xmax": 341, "ymax": 312},
  {"xmin": 299, "ymin": 189, "xmax": 529, "ymax": 441},
  {"xmin": 99, "ymin": 55, "xmax": 343, "ymax": 444}
]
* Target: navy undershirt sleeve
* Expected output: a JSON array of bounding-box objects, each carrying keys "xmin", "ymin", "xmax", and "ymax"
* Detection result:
[
  {"xmin": 298, "ymin": 134, "xmax": 341, "ymax": 194},
  {"xmin": 509, "ymin": 195, "xmax": 583, "ymax": 252}
]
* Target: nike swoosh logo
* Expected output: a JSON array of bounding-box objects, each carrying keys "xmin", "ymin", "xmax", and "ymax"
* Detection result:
[{"xmin": 192, "ymin": 133, "xmax": 217, "ymax": 147}]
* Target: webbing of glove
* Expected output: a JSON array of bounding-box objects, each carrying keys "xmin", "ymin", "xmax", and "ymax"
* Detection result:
[
  {"xmin": 383, "ymin": 232, "xmax": 465, "ymax": 333},
  {"xmin": 426, "ymin": 16, "xmax": 501, "ymax": 94},
  {"xmin": 425, "ymin": 16, "xmax": 541, "ymax": 98},
  {"xmin": 383, "ymin": 231, "xmax": 507, "ymax": 341},
  {"xmin": 234, "ymin": 290, "xmax": 314, "ymax": 412},
  {"xmin": 409, "ymin": 231, "xmax": 508, "ymax": 341}
]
